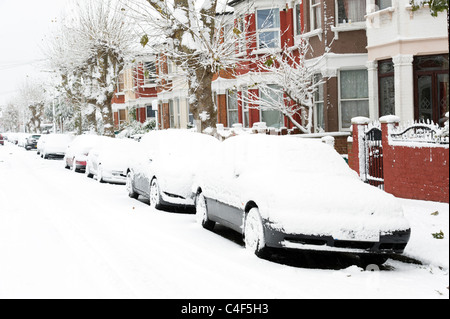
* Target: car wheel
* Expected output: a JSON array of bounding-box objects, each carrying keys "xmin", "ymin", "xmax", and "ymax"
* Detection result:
[
  {"xmin": 359, "ymin": 255, "xmax": 389, "ymax": 268},
  {"xmin": 244, "ymin": 208, "xmax": 267, "ymax": 257},
  {"xmin": 149, "ymin": 178, "xmax": 162, "ymax": 210},
  {"xmin": 126, "ymin": 171, "xmax": 139, "ymax": 199},
  {"xmin": 195, "ymin": 192, "xmax": 215, "ymax": 231},
  {"xmin": 86, "ymin": 164, "xmax": 93, "ymax": 178}
]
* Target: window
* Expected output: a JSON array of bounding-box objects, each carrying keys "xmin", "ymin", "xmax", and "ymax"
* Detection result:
[
  {"xmin": 144, "ymin": 61, "xmax": 156, "ymax": 85},
  {"xmin": 119, "ymin": 109, "xmax": 127, "ymax": 126},
  {"xmin": 295, "ymin": 3, "xmax": 302, "ymax": 36},
  {"xmin": 414, "ymin": 55, "xmax": 449, "ymax": 126},
  {"xmin": 378, "ymin": 59, "xmax": 395, "ymax": 117},
  {"xmin": 314, "ymin": 74, "xmax": 325, "ymax": 132},
  {"xmin": 175, "ymin": 98, "xmax": 181, "ymax": 128},
  {"xmin": 375, "ymin": 0, "xmax": 392, "ymax": 10},
  {"xmin": 336, "ymin": 0, "xmax": 366, "ymax": 24},
  {"xmin": 310, "ymin": 0, "xmax": 322, "ymax": 31},
  {"xmin": 260, "ymin": 85, "xmax": 284, "ymax": 129},
  {"xmin": 256, "ymin": 9, "xmax": 280, "ymax": 49},
  {"xmin": 146, "ymin": 105, "xmax": 156, "ymax": 118},
  {"xmin": 340, "ymin": 69, "xmax": 369, "ymax": 129},
  {"xmin": 241, "ymin": 88, "xmax": 250, "ymax": 128},
  {"xmin": 169, "ymin": 100, "xmax": 175, "ymax": 128},
  {"xmin": 227, "ymin": 89, "xmax": 239, "ymax": 127},
  {"xmin": 117, "ymin": 73, "xmax": 125, "ymax": 93},
  {"xmin": 236, "ymin": 16, "xmax": 246, "ymax": 53}
]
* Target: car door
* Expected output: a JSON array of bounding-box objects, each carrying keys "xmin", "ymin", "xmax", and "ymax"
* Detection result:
[
  {"xmin": 134, "ymin": 135, "xmax": 157, "ymax": 195},
  {"xmin": 204, "ymin": 140, "xmax": 245, "ymax": 233}
]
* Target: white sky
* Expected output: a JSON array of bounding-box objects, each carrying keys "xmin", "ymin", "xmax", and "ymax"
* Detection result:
[{"xmin": 0, "ymin": 0, "xmax": 71, "ymax": 106}]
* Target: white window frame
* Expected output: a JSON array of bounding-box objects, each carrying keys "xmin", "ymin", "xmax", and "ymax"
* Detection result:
[
  {"xmin": 256, "ymin": 8, "xmax": 281, "ymax": 50},
  {"xmin": 143, "ymin": 61, "xmax": 157, "ymax": 86},
  {"xmin": 227, "ymin": 89, "xmax": 239, "ymax": 128},
  {"xmin": 259, "ymin": 84, "xmax": 285, "ymax": 129},
  {"xmin": 310, "ymin": 0, "xmax": 322, "ymax": 32},
  {"xmin": 294, "ymin": 2, "xmax": 302, "ymax": 36},
  {"xmin": 241, "ymin": 87, "xmax": 250, "ymax": 128},
  {"xmin": 334, "ymin": 0, "xmax": 367, "ymax": 25},
  {"xmin": 338, "ymin": 68, "xmax": 370, "ymax": 131},
  {"xmin": 313, "ymin": 74, "xmax": 325, "ymax": 133}
]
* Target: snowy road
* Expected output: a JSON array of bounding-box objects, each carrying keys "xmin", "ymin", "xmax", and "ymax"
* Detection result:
[{"xmin": 0, "ymin": 143, "xmax": 448, "ymax": 299}]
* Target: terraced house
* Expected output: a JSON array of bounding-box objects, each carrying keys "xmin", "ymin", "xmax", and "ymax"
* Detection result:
[{"xmin": 113, "ymin": 0, "xmax": 448, "ymax": 134}]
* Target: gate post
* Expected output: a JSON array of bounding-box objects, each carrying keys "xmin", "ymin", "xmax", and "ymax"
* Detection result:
[
  {"xmin": 350, "ymin": 117, "xmax": 371, "ymax": 179},
  {"xmin": 380, "ymin": 115, "xmax": 400, "ymax": 194}
]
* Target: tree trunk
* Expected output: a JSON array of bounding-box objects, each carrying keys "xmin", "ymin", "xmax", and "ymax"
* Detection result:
[{"xmin": 190, "ymin": 67, "xmax": 217, "ymax": 132}]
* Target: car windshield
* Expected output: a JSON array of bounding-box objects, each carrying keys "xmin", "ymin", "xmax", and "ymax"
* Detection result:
[{"xmin": 223, "ymin": 135, "xmax": 352, "ymax": 177}]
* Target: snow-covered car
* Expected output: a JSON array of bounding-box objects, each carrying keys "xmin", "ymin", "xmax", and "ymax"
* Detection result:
[
  {"xmin": 126, "ymin": 130, "xmax": 220, "ymax": 210},
  {"xmin": 25, "ymin": 134, "xmax": 41, "ymax": 150},
  {"xmin": 65, "ymin": 134, "xmax": 106, "ymax": 172},
  {"xmin": 0, "ymin": 133, "xmax": 4, "ymax": 146},
  {"xmin": 41, "ymin": 134, "xmax": 74, "ymax": 159},
  {"xmin": 17, "ymin": 133, "xmax": 31, "ymax": 148},
  {"xmin": 36, "ymin": 134, "xmax": 49, "ymax": 155},
  {"xmin": 86, "ymin": 137, "xmax": 139, "ymax": 184},
  {"xmin": 193, "ymin": 134, "xmax": 411, "ymax": 265}
]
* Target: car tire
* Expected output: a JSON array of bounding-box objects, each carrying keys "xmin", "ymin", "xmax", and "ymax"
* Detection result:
[
  {"xmin": 195, "ymin": 192, "xmax": 215, "ymax": 231},
  {"xmin": 244, "ymin": 208, "xmax": 267, "ymax": 258},
  {"xmin": 359, "ymin": 255, "xmax": 389, "ymax": 268},
  {"xmin": 149, "ymin": 178, "xmax": 162, "ymax": 210},
  {"xmin": 126, "ymin": 171, "xmax": 139, "ymax": 199},
  {"xmin": 86, "ymin": 165, "xmax": 93, "ymax": 178}
]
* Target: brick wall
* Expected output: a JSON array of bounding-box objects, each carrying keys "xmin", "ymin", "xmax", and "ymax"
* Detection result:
[
  {"xmin": 381, "ymin": 122, "xmax": 449, "ymax": 203},
  {"xmin": 348, "ymin": 117, "xmax": 449, "ymax": 203}
]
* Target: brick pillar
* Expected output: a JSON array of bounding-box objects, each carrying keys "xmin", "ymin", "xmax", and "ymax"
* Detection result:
[
  {"xmin": 380, "ymin": 115, "xmax": 400, "ymax": 197},
  {"xmin": 349, "ymin": 117, "xmax": 370, "ymax": 178}
]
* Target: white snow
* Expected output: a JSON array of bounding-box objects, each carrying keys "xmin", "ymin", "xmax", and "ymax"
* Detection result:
[{"xmin": 0, "ymin": 141, "xmax": 448, "ymax": 299}]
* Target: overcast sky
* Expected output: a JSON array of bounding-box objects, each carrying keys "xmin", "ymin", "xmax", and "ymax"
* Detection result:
[{"xmin": 0, "ymin": 0, "xmax": 71, "ymax": 106}]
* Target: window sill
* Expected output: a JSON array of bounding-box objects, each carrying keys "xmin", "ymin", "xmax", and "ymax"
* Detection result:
[
  {"xmin": 251, "ymin": 47, "xmax": 282, "ymax": 56},
  {"xmin": 298, "ymin": 28, "xmax": 323, "ymax": 41},
  {"xmin": 365, "ymin": 7, "xmax": 395, "ymax": 23},
  {"xmin": 331, "ymin": 22, "xmax": 366, "ymax": 39}
]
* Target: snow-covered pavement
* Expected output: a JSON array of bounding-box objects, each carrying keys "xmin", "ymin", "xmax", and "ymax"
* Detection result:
[{"xmin": 0, "ymin": 142, "xmax": 448, "ymax": 299}]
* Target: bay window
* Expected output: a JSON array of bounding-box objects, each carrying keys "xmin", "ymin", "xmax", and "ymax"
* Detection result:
[
  {"xmin": 340, "ymin": 69, "xmax": 369, "ymax": 129},
  {"xmin": 260, "ymin": 85, "xmax": 284, "ymax": 129}
]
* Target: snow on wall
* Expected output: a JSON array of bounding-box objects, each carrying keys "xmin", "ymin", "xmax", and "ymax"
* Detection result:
[{"xmin": 349, "ymin": 117, "xmax": 449, "ymax": 203}]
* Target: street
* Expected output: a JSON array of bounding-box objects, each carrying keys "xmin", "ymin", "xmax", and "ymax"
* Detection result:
[{"xmin": 0, "ymin": 142, "xmax": 448, "ymax": 299}]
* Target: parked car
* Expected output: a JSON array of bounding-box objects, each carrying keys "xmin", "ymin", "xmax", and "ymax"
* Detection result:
[
  {"xmin": 86, "ymin": 137, "xmax": 139, "ymax": 184},
  {"xmin": 17, "ymin": 133, "xmax": 31, "ymax": 148},
  {"xmin": 126, "ymin": 130, "xmax": 220, "ymax": 210},
  {"xmin": 36, "ymin": 134, "xmax": 49, "ymax": 155},
  {"xmin": 25, "ymin": 134, "xmax": 41, "ymax": 150},
  {"xmin": 65, "ymin": 135, "xmax": 106, "ymax": 172},
  {"xmin": 193, "ymin": 134, "xmax": 411, "ymax": 265},
  {"xmin": 0, "ymin": 133, "xmax": 4, "ymax": 146},
  {"xmin": 41, "ymin": 134, "xmax": 74, "ymax": 159}
]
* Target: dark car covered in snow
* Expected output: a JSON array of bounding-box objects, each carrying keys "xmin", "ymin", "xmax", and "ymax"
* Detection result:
[{"xmin": 193, "ymin": 134, "xmax": 411, "ymax": 266}]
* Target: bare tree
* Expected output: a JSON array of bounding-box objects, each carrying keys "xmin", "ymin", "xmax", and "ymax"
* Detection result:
[
  {"xmin": 122, "ymin": 0, "xmax": 253, "ymax": 131},
  {"xmin": 46, "ymin": 0, "xmax": 137, "ymax": 137},
  {"xmin": 242, "ymin": 40, "xmax": 326, "ymax": 134}
]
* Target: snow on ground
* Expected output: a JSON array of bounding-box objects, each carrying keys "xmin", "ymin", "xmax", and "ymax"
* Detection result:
[{"xmin": 0, "ymin": 142, "xmax": 448, "ymax": 299}]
